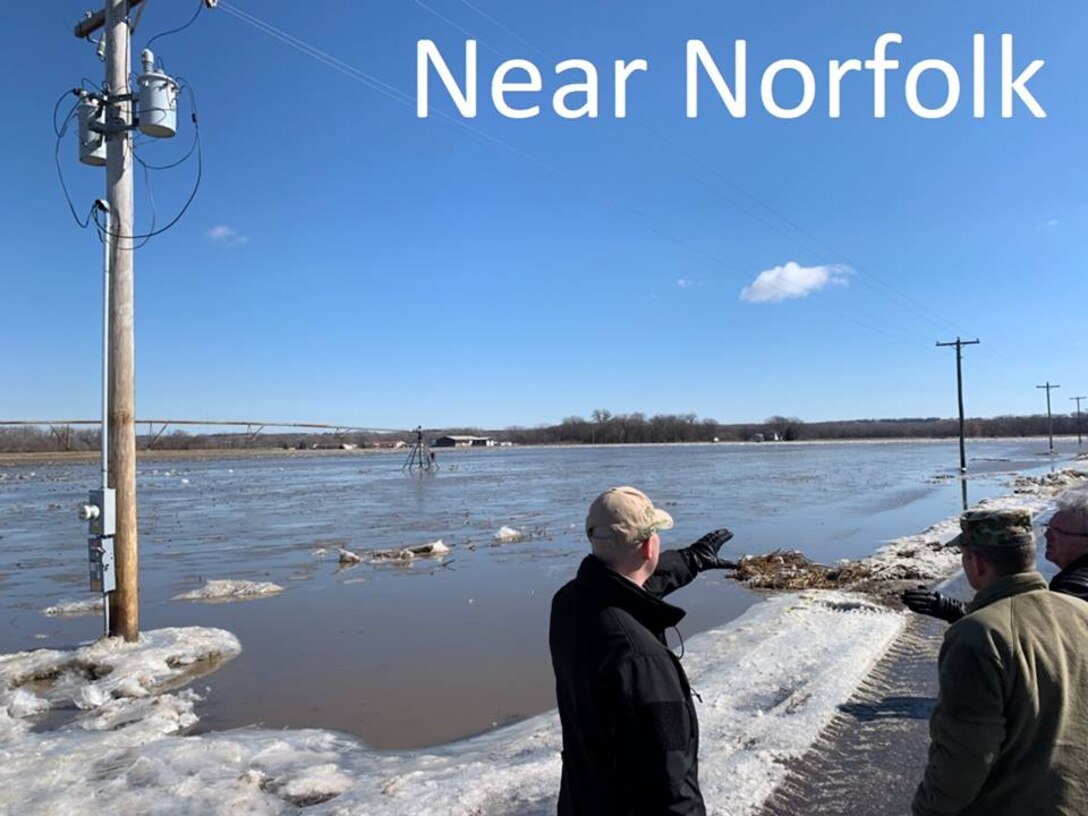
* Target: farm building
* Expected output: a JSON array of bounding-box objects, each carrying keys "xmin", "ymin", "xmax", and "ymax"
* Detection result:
[{"xmin": 432, "ymin": 435, "xmax": 497, "ymax": 448}]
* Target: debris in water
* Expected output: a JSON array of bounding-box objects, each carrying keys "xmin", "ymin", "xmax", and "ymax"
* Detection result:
[{"xmin": 371, "ymin": 540, "xmax": 451, "ymax": 561}]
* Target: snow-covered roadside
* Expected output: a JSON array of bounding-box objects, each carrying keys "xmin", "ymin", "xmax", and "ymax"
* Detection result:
[{"xmin": 1, "ymin": 469, "xmax": 1083, "ymax": 815}]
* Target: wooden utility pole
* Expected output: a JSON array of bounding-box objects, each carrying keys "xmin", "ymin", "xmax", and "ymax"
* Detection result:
[
  {"xmin": 77, "ymin": 0, "xmax": 139, "ymax": 641},
  {"xmin": 1071, "ymin": 395, "xmax": 1086, "ymax": 446},
  {"xmin": 936, "ymin": 337, "xmax": 979, "ymax": 476},
  {"xmin": 1037, "ymin": 381, "xmax": 1061, "ymax": 454}
]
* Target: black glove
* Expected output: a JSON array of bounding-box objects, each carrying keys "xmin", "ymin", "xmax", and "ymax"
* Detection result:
[
  {"xmin": 901, "ymin": 587, "xmax": 966, "ymax": 623},
  {"xmin": 685, "ymin": 528, "xmax": 737, "ymax": 572}
]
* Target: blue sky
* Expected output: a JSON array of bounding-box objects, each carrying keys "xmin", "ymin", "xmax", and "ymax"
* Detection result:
[{"xmin": 4, "ymin": 1, "xmax": 1086, "ymax": 430}]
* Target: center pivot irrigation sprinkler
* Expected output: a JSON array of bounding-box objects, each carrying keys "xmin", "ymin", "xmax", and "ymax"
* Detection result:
[{"xmin": 402, "ymin": 426, "xmax": 438, "ymax": 473}]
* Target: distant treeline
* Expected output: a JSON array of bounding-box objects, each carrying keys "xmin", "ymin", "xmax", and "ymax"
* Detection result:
[
  {"xmin": 502, "ymin": 411, "xmax": 1085, "ymax": 445},
  {"xmin": 1, "ymin": 411, "xmax": 1085, "ymax": 454}
]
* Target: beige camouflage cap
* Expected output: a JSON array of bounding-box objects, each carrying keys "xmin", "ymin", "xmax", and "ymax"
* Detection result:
[
  {"xmin": 958, "ymin": 508, "xmax": 1035, "ymax": 549},
  {"xmin": 586, "ymin": 486, "xmax": 674, "ymax": 548}
]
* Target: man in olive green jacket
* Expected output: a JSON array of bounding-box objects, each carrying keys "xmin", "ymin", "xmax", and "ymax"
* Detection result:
[{"xmin": 913, "ymin": 508, "xmax": 1088, "ymax": 816}]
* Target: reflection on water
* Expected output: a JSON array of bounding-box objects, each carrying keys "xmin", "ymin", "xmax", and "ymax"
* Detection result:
[{"xmin": 0, "ymin": 438, "xmax": 1078, "ymax": 748}]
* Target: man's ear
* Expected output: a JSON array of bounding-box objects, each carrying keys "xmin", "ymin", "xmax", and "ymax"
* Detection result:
[
  {"xmin": 638, "ymin": 537, "xmax": 654, "ymax": 562},
  {"xmin": 966, "ymin": 549, "xmax": 992, "ymax": 580}
]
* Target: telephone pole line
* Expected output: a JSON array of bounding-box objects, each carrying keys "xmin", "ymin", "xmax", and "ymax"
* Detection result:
[
  {"xmin": 76, "ymin": 0, "xmax": 139, "ymax": 641},
  {"xmin": 936, "ymin": 337, "xmax": 980, "ymax": 476},
  {"xmin": 1071, "ymin": 396, "xmax": 1086, "ymax": 446},
  {"xmin": 1037, "ymin": 382, "xmax": 1061, "ymax": 454}
]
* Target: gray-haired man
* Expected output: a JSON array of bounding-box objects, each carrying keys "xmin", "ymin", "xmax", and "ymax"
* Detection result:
[{"xmin": 912, "ymin": 508, "xmax": 1088, "ymax": 815}]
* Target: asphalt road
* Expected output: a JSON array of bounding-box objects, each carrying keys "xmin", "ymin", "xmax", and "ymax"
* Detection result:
[{"xmin": 759, "ymin": 606, "xmax": 953, "ymax": 816}]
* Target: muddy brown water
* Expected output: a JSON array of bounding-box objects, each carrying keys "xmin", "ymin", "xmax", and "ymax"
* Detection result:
[{"xmin": 0, "ymin": 440, "xmax": 1076, "ymax": 748}]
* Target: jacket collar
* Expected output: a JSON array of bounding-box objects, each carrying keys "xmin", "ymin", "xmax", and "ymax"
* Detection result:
[
  {"xmin": 576, "ymin": 554, "xmax": 686, "ymax": 631},
  {"xmin": 1053, "ymin": 551, "xmax": 1088, "ymax": 583},
  {"xmin": 967, "ymin": 571, "xmax": 1048, "ymax": 614}
]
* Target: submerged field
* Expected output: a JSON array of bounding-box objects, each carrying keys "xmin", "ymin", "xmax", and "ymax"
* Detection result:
[{"xmin": 0, "ymin": 438, "xmax": 1080, "ymax": 749}]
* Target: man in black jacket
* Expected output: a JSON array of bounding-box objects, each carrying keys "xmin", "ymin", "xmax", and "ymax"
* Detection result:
[
  {"xmin": 549, "ymin": 485, "xmax": 736, "ymax": 815},
  {"xmin": 903, "ymin": 491, "xmax": 1088, "ymax": 622}
]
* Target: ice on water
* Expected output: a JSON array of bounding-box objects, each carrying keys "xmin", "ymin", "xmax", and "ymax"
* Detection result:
[{"xmin": 172, "ymin": 579, "xmax": 285, "ymax": 603}]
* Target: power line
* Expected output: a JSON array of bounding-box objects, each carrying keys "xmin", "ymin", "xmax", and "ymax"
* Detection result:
[{"xmin": 145, "ymin": 0, "xmax": 206, "ymax": 52}]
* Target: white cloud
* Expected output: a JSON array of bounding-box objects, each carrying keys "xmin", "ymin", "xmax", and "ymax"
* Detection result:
[
  {"xmin": 739, "ymin": 261, "xmax": 850, "ymax": 304},
  {"xmin": 1036, "ymin": 219, "xmax": 1060, "ymax": 232},
  {"xmin": 207, "ymin": 225, "xmax": 249, "ymax": 246},
  {"xmin": 676, "ymin": 278, "xmax": 694, "ymax": 288}
]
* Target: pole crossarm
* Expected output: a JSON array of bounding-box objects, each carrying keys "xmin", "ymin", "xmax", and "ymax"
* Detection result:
[{"xmin": 74, "ymin": 1, "xmax": 147, "ymax": 39}]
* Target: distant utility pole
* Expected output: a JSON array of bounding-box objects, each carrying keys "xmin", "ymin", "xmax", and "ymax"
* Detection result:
[
  {"xmin": 76, "ymin": 0, "xmax": 139, "ymax": 641},
  {"xmin": 936, "ymin": 337, "xmax": 980, "ymax": 475},
  {"xmin": 1037, "ymin": 382, "xmax": 1061, "ymax": 454},
  {"xmin": 1071, "ymin": 395, "xmax": 1086, "ymax": 446}
]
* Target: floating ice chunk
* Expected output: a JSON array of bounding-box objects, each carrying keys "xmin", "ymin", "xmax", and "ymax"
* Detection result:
[
  {"xmin": 337, "ymin": 547, "xmax": 362, "ymax": 564},
  {"xmin": 494, "ymin": 525, "xmax": 525, "ymax": 543},
  {"xmin": 43, "ymin": 597, "xmax": 104, "ymax": 617},
  {"xmin": 412, "ymin": 539, "xmax": 449, "ymax": 556},
  {"xmin": 172, "ymin": 580, "xmax": 284, "ymax": 603}
]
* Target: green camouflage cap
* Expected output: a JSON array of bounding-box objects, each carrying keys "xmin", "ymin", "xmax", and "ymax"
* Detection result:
[{"xmin": 959, "ymin": 508, "xmax": 1035, "ymax": 549}]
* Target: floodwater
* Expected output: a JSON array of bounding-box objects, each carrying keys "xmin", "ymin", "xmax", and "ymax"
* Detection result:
[{"xmin": 0, "ymin": 439, "xmax": 1078, "ymax": 748}]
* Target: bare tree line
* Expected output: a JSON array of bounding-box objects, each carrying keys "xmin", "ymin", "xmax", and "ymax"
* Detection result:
[
  {"xmin": 1, "ymin": 411, "xmax": 1084, "ymax": 454},
  {"xmin": 501, "ymin": 411, "xmax": 1084, "ymax": 445}
]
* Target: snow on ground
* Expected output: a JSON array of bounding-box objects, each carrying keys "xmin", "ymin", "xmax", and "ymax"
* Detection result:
[
  {"xmin": 172, "ymin": 579, "xmax": 285, "ymax": 603},
  {"xmin": 0, "ymin": 592, "xmax": 900, "ymax": 815}
]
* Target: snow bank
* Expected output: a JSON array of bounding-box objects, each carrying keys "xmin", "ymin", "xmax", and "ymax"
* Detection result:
[
  {"xmin": 0, "ymin": 595, "xmax": 900, "ymax": 815},
  {"xmin": 172, "ymin": 579, "xmax": 284, "ymax": 603},
  {"xmin": 865, "ymin": 490, "xmax": 1061, "ymax": 582},
  {"xmin": 0, "ymin": 627, "xmax": 241, "ymax": 741}
]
